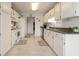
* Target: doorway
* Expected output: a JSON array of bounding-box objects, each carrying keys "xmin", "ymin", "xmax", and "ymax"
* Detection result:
[{"xmin": 33, "ymin": 17, "xmax": 35, "ymax": 35}]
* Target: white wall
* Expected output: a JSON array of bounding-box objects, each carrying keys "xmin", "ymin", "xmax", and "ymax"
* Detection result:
[
  {"xmin": 21, "ymin": 13, "xmax": 44, "ymax": 36},
  {"xmin": 21, "ymin": 13, "xmax": 33, "ymax": 35},
  {"xmin": 62, "ymin": 17, "xmax": 79, "ymax": 28},
  {"xmin": 27, "ymin": 16, "xmax": 33, "ymax": 34}
]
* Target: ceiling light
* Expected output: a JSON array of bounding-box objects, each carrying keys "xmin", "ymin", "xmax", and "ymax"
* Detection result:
[
  {"xmin": 32, "ymin": 2, "xmax": 39, "ymax": 11},
  {"xmin": 48, "ymin": 17, "xmax": 56, "ymax": 23}
]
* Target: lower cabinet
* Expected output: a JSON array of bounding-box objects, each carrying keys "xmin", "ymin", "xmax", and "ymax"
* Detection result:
[
  {"xmin": 57, "ymin": 37, "xmax": 64, "ymax": 56},
  {"xmin": 11, "ymin": 30, "xmax": 17, "ymax": 46},
  {"xmin": 44, "ymin": 29, "xmax": 64, "ymax": 56},
  {"xmin": 54, "ymin": 32, "xmax": 64, "ymax": 56},
  {"xmin": 44, "ymin": 29, "xmax": 79, "ymax": 56},
  {"xmin": 44, "ymin": 29, "xmax": 54, "ymax": 49},
  {"xmin": 53, "ymin": 37, "xmax": 58, "ymax": 55}
]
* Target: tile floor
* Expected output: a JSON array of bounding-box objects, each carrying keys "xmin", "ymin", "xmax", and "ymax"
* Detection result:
[{"xmin": 6, "ymin": 35, "xmax": 56, "ymax": 56}]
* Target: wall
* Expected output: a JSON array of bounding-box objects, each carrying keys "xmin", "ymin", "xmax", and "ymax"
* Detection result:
[
  {"xmin": 62, "ymin": 17, "xmax": 79, "ymax": 28},
  {"xmin": 21, "ymin": 13, "xmax": 32, "ymax": 35},
  {"xmin": 27, "ymin": 16, "xmax": 33, "ymax": 34},
  {"xmin": 21, "ymin": 13, "xmax": 44, "ymax": 37}
]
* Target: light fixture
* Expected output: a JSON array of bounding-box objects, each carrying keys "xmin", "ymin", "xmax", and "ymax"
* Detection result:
[
  {"xmin": 48, "ymin": 17, "xmax": 56, "ymax": 23},
  {"xmin": 32, "ymin": 2, "xmax": 39, "ymax": 11}
]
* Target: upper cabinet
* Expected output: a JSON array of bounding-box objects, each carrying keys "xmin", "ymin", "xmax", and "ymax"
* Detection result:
[
  {"xmin": 44, "ymin": 2, "xmax": 79, "ymax": 23},
  {"xmin": 54, "ymin": 3, "xmax": 61, "ymax": 20},
  {"xmin": 11, "ymin": 9, "xmax": 21, "ymax": 20},
  {"xmin": 61, "ymin": 2, "xmax": 79, "ymax": 19},
  {"xmin": 74, "ymin": 2, "xmax": 79, "ymax": 16},
  {"xmin": 61, "ymin": 2, "xmax": 74, "ymax": 19},
  {"xmin": 44, "ymin": 8, "xmax": 55, "ymax": 22},
  {"xmin": 44, "ymin": 13, "xmax": 49, "ymax": 22},
  {"xmin": 0, "ymin": 2, "xmax": 11, "ymax": 14}
]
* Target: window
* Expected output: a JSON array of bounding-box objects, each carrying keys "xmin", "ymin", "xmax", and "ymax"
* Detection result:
[{"xmin": 48, "ymin": 17, "xmax": 56, "ymax": 23}]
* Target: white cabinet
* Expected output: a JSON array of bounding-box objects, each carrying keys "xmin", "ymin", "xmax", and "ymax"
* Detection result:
[
  {"xmin": 61, "ymin": 2, "xmax": 79, "ymax": 19},
  {"xmin": 44, "ymin": 29, "xmax": 54, "ymax": 49},
  {"xmin": 64, "ymin": 34, "xmax": 79, "ymax": 56},
  {"xmin": 44, "ymin": 8, "xmax": 55, "ymax": 22},
  {"xmin": 54, "ymin": 3, "xmax": 61, "ymax": 20},
  {"xmin": 50, "ymin": 8, "xmax": 55, "ymax": 18},
  {"xmin": 54, "ymin": 32, "xmax": 64, "ymax": 56},
  {"xmin": 44, "ymin": 29, "xmax": 64, "ymax": 56},
  {"xmin": 44, "ymin": 13, "xmax": 49, "ymax": 22},
  {"xmin": 47, "ymin": 30, "xmax": 54, "ymax": 49},
  {"xmin": 11, "ymin": 9, "xmax": 20, "ymax": 20},
  {"xmin": 1, "ymin": 11, "xmax": 11, "ymax": 55},
  {"xmin": 44, "ymin": 2, "xmax": 79, "ymax": 23},
  {"xmin": 0, "ymin": 2, "xmax": 12, "ymax": 55},
  {"xmin": 44, "ymin": 29, "xmax": 79, "ymax": 56},
  {"xmin": 1, "ymin": 2, "xmax": 11, "ymax": 14},
  {"xmin": 11, "ymin": 30, "xmax": 17, "ymax": 46},
  {"xmin": 53, "ymin": 35, "xmax": 58, "ymax": 55},
  {"xmin": 61, "ymin": 2, "xmax": 75, "ymax": 19},
  {"xmin": 74, "ymin": 2, "xmax": 79, "ymax": 16}
]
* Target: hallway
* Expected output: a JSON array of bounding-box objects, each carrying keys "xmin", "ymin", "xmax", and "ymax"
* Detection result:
[{"xmin": 6, "ymin": 35, "xmax": 56, "ymax": 56}]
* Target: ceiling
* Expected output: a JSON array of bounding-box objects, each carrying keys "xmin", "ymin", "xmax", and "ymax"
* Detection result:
[{"xmin": 12, "ymin": 2, "xmax": 57, "ymax": 16}]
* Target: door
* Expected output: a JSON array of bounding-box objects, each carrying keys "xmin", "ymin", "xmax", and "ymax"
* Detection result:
[{"xmin": 33, "ymin": 17, "xmax": 35, "ymax": 35}]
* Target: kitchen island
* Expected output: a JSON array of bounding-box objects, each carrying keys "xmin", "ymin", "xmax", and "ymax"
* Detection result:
[{"xmin": 42, "ymin": 27, "xmax": 79, "ymax": 56}]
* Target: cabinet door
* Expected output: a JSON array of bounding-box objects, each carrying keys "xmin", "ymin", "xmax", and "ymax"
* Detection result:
[
  {"xmin": 57, "ymin": 38, "xmax": 64, "ymax": 56},
  {"xmin": 54, "ymin": 36, "xmax": 58, "ymax": 55},
  {"xmin": 65, "ymin": 35, "xmax": 79, "ymax": 56},
  {"xmin": 48, "ymin": 31, "xmax": 54, "ymax": 49},
  {"xmin": 54, "ymin": 32, "xmax": 64, "ymax": 56},
  {"xmin": 1, "ymin": 11, "xmax": 11, "ymax": 55},
  {"xmin": 11, "ymin": 30, "xmax": 17, "ymax": 46},
  {"xmin": 61, "ymin": 2, "xmax": 74, "ymax": 19},
  {"xmin": 50, "ymin": 8, "xmax": 55, "ymax": 18},
  {"xmin": 74, "ymin": 2, "xmax": 79, "ymax": 16},
  {"xmin": 54, "ymin": 3, "xmax": 61, "ymax": 20},
  {"xmin": 44, "ymin": 29, "xmax": 48, "ymax": 42},
  {"xmin": 1, "ymin": 2, "xmax": 11, "ymax": 14}
]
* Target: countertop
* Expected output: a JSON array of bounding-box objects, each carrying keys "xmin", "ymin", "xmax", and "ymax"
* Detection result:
[{"xmin": 40, "ymin": 26, "xmax": 79, "ymax": 34}]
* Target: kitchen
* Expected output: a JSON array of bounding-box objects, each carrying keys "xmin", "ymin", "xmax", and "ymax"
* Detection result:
[{"xmin": 0, "ymin": 2, "xmax": 79, "ymax": 56}]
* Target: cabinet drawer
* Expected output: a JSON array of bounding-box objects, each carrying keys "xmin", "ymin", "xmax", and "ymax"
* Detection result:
[{"xmin": 54, "ymin": 32, "xmax": 64, "ymax": 40}]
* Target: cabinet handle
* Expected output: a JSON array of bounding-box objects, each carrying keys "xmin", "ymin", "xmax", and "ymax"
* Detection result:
[
  {"xmin": 64, "ymin": 42, "xmax": 65, "ymax": 45},
  {"xmin": 0, "ymin": 33, "xmax": 1, "ymax": 36},
  {"xmin": 75, "ymin": 11, "xmax": 76, "ymax": 14},
  {"xmin": 56, "ymin": 34, "xmax": 57, "ymax": 35}
]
